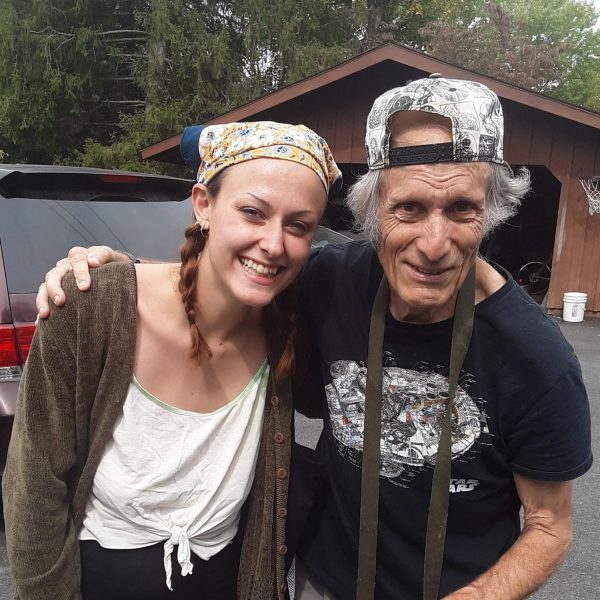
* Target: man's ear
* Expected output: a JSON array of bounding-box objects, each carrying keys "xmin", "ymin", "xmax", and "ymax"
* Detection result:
[{"xmin": 191, "ymin": 183, "xmax": 211, "ymax": 223}]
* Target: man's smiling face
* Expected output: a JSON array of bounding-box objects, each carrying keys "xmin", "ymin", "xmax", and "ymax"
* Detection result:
[{"xmin": 376, "ymin": 113, "xmax": 488, "ymax": 324}]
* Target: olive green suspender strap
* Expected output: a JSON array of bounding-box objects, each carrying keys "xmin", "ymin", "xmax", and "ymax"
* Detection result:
[
  {"xmin": 356, "ymin": 264, "xmax": 476, "ymax": 600},
  {"xmin": 355, "ymin": 273, "xmax": 389, "ymax": 600}
]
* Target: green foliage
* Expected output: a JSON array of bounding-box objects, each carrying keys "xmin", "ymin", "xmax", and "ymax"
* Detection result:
[
  {"xmin": 503, "ymin": 0, "xmax": 600, "ymax": 110},
  {"xmin": 75, "ymin": 0, "xmax": 356, "ymax": 170},
  {"xmin": 0, "ymin": 0, "xmax": 146, "ymax": 164},
  {"xmin": 0, "ymin": 0, "xmax": 597, "ymax": 170},
  {"xmin": 552, "ymin": 28, "xmax": 600, "ymax": 111},
  {"xmin": 391, "ymin": 0, "xmax": 483, "ymax": 49},
  {"xmin": 420, "ymin": 1, "xmax": 565, "ymax": 92},
  {"xmin": 420, "ymin": 0, "xmax": 600, "ymax": 107}
]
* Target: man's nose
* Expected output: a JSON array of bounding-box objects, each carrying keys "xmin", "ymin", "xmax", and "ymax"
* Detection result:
[
  {"xmin": 259, "ymin": 222, "xmax": 285, "ymax": 256},
  {"xmin": 416, "ymin": 214, "xmax": 451, "ymax": 262}
]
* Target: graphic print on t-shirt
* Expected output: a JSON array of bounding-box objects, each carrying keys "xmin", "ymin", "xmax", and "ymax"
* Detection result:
[{"xmin": 325, "ymin": 360, "xmax": 488, "ymax": 487}]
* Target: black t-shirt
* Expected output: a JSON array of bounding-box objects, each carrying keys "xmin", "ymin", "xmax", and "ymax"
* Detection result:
[{"xmin": 296, "ymin": 241, "xmax": 592, "ymax": 600}]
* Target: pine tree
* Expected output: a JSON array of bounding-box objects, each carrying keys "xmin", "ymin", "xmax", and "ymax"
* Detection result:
[{"xmin": 1, "ymin": 0, "xmax": 597, "ymax": 169}]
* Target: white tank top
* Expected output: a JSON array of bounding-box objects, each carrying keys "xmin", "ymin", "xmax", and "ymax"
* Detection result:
[{"xmin": 79, "ymin": 360, "xmax": 269, "ymax": 590}]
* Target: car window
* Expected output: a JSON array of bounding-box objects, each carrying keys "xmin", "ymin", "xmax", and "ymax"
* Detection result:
[{"xmin": 0, "ymin": 196, "xmax": 192, "ymax": 293}]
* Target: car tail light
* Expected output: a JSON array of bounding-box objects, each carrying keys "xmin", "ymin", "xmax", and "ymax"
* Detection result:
[
  {"xmin": 0, "ymin": 323, "xmax": 36, "ymax": 381},
  {"xmin": 0, "ymin": 325, "xmax": 20, "ymax": 381},
  {"xmin": 99, "ymin": 174, "xmax": 144, "ymax": 184},
  {"xmin": 15, "ymin": 324, "xmax": 36, "ymax": 363}
]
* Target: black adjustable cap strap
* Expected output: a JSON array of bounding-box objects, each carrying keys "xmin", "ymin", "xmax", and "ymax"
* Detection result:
[{"xmin": 388, "ymin": 143, "xmax": 454, "ymax": 166}]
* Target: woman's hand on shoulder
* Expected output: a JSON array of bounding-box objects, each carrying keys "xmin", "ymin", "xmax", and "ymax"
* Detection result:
[{"xmin": 36, "ymin": 245, "xmax": 131, "ymax": 319}]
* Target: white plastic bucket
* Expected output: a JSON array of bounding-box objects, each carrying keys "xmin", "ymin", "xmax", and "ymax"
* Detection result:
[{"xmin": 562, "ymin": 292, "xmax": 587, "ymax": 322}]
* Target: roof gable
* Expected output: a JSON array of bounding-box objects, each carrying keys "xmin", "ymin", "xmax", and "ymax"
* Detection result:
[{"xmin": 141, "ymin": 42, "xmax": 600, "ymax": 163}]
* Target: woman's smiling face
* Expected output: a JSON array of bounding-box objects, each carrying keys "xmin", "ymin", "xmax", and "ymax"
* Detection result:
[{"xmin": 193, "ymin": 157, "xmax": 327, "ymax": 310}]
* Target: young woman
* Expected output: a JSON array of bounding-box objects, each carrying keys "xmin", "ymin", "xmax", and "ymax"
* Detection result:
[{"xmin": 3, "ymin": 121, "xmax": 341, "ymax": 600}]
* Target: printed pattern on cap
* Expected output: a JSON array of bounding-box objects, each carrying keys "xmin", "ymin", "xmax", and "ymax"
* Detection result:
[
  {"xmin": 197, "ymin": 121, "xmax": 341, "ymax": 192},
  {"xmin": 365, "ymin": 78, "xmax": 504, "ymax": 168}
]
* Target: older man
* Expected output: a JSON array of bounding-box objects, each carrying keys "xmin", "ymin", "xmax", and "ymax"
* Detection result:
[
  {"xmin": 291, "ymin": 77, "xmax": 591, "ymax": 599},
  {"xmin": 36, "ymin": 77, "xmax": 592, "ymax": 599}
]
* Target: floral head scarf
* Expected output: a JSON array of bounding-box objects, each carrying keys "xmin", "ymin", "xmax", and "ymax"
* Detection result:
[{"xmin": 197, "ymin": 121, "xmax": 342, "ymax": 192}]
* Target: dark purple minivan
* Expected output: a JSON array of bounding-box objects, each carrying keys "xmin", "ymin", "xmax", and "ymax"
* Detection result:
[{"xmin": 0, "ymin": 165, "xmax": 195, "ymax": 484}]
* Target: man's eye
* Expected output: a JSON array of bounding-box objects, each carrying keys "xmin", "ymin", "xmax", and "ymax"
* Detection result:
[
  {"xmin": 450, "ymin": 201, "xmax": 475, "ymax": 214},
  {"xmin": 395, "ymin": 202, "xmax": 419, "ymax": 214}
]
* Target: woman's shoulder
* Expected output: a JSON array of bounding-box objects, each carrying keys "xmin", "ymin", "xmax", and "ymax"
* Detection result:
[
  {"xmin": 133, "ymin": 262, "xmax": 178, "ymax": 286},
  {"xmin": 133, "ymin": 262, "xmax": 179, "ymax": 306},
  {"xmin": 54, "ymin": 262, "xmax": 137, "ymax": 321},
  {"xmin": 73, "ymin": 261, "xmax": 136, "ymax": 301},
  {"xmin": 90, "ymin": 260, "xmax": 136, "ymax": 287},
  {"xmin": 33, "ymin": 262, "xmax": 137, "ymax": 354}
]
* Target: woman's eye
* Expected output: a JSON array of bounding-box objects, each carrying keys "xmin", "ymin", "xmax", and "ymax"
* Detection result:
[
  {"xmin": 241, "ymin": 207, "xmax": 262, "ymax": 219},
  {"xmin": 287, "ymin": 221, "xmax": 310, "ymax": 235}
]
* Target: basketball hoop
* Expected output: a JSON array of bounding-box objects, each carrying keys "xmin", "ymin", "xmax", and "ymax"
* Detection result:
[{"xmin": 580, "ymin": 177, "xmax": 600, "ymax": 215}]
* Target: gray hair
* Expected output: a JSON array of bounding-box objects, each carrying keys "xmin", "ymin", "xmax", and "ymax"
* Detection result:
[{"xmin": 346, "ymin": 163, "xmax": 531, "ymax": 246}]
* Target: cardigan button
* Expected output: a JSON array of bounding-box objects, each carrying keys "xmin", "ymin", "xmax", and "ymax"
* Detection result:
[
  {"xmin": 277, "ymin": 507, "xmax": 288, "ymax": 518},
  {"xmin": 280, "ymin": 582, "xmax": 288, "ymax": 594},
  {"xmin": 278, "ymin": 544, "xmax": 288, "ymax": 555},
  {"xmin": 276, "ymin": 467, "xmax": 288, "ymax": 479},
  {"xmin": 274, "ymin": 432, "xmax": 285, "ymax": 444},
  {"xmin": 271, "ymin": 395, "xmax": 280, "ymax": 406}
]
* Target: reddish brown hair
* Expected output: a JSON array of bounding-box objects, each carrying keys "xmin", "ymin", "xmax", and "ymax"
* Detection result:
[{"xmin": 264, "ymin": 283, "xmax": 298, "ymax": 382}]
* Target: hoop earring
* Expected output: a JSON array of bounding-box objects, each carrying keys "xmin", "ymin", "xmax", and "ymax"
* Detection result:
[{"xmin": 194, "ymin": 218, "xmax": 209, "ymax": 238}]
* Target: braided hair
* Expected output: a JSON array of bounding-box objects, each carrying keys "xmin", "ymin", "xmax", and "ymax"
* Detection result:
[{"xmin": 264, "ymin": 282, "xmax": 298, "ymax": 383}]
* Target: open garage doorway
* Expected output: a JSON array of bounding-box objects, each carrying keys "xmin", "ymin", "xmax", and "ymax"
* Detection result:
[{"xmin": 481, "ymin": 166, "xmax": 560, "ymax": 302}]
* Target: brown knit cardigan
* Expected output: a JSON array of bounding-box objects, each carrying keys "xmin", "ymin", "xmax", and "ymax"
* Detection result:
[{"xmin": 3, "ymin": 262, "xmax": 293, "ymax": 600}]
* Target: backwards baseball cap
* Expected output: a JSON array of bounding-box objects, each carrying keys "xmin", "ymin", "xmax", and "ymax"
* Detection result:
[
  {"xmin": 365, "ymin": 75, "xmax": 505, "ymax": 169},
  {"xmin": 188, "ymin": 120, "xmax": 342, "ymax": 193}
]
